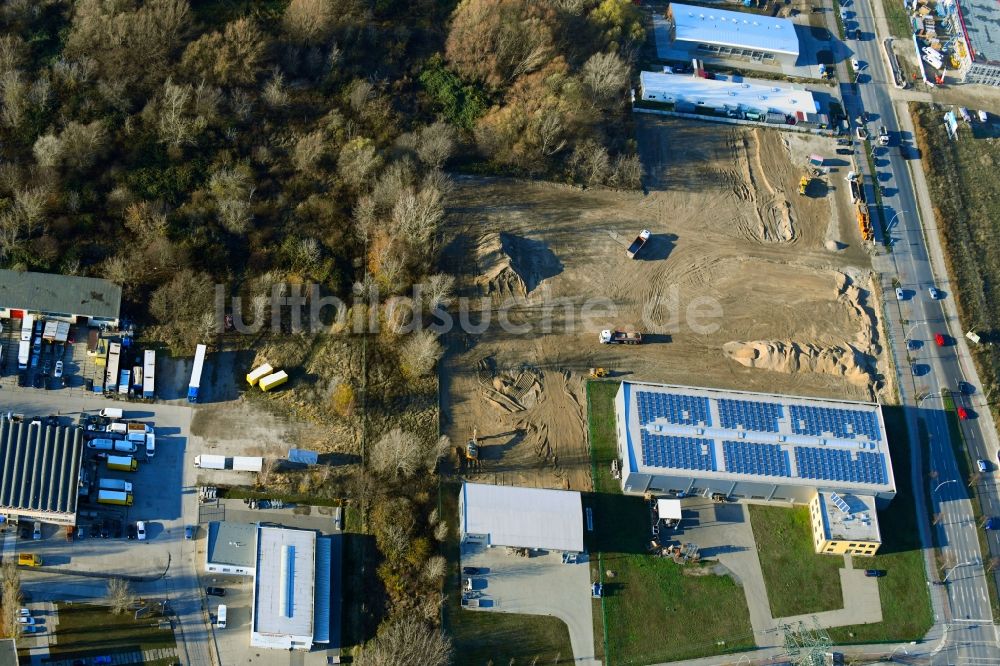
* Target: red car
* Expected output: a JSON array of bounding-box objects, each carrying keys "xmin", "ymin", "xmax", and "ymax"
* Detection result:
[
  {"xmin": 935, "ymin": 333, "xmax": 946, "ymax": 347},
  {"xmin": 957, "ymin": 407, "xmax": 969, "ymax": 420}
]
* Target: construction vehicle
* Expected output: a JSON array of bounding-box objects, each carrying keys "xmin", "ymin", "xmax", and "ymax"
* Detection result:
[
  {"xmin": 466, "ymin": 429, "xmax": 479, "ymax": 463},
  {"xmin": 798, "ymin": 176, "xmax": 809, "ymax": 195},
  {"xmin": 599, "ymin": 330, "xmax": 642, "ymax": 345},
  {"xmin": 856, "ymin": 203, "xmax": 873, "ymax": 241},
  {"xmin": 589, "ymin": 368, "xmax": 609, "ymax": 379},
  {"xmin": 625, "ymin": 229, "xmax": 651, "ymax": 259}
]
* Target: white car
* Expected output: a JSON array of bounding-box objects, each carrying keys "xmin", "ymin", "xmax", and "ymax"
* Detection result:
[
  {"xmin": 978, "ymin": 459, "xmax": 989, "ymax": 473},
  {"xmin": 856, "ymin": 126, "xmax": 868, "ymax": 140},
  {"xmin": 136, "ymin": 521, "xmax": 146, "ymax": 541},
  {"xmin": 32, "ymin": 521, "xmax": 41, "ymax": 540},
  {"xmin": 17, "ymin": 616, "xmax": 34, "ymax": 625},
  {"xmin": 53, "ymin": 361, "xmax": 63, "ymax": 378},
  {"xmin": 851, "ymin": 58, "xmax": 860, "ymax": 70},
  {"xmin": 18, "ymin": 608, "xmax": 30, "ymax": 617},
  {"xmin": 928, "ymin": 286, "xmax": 941, "ymax": 299},
  {"xmin": 895, "ymin": 287, "xmax": 904, "ymax": 300}
]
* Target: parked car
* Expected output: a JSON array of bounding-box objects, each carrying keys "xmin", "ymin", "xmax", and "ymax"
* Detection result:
[
  {"xmin": 32, "ymin": 522, "xmax": 41, "ymax": 540},
  {"xmin": 928, "ymin": 286, "xmax": 941, "ymax": 299},
  {"xmin": 985, "ymin": 517, "xmax": 1000, "ymax": 530},
  {"xmin": 895, "ymin": 287, "xmax": 904, "ymax": 300},
  {"xmin": 136, "ymin": 521, "xmax": 146, "ymax": 541},
  {"xmin": 864, "ymin": 569, "xmax": 886, "ymax": 577},
  {"xmin": 53, "ymin": 361, "xmax": 63, "ymax": 378},
  {"xmin": 17, "ymin": 616, "xmax": 34, "ymax": 625},
  {"xmin": 127, "ymin": 523, "xmax": 137, "ymax": 540},
  {"xmin": 978, "ymin": 459, "xmax": 989, "ymax": 473},
  {"xmin": 851, "ymin": 58, "xmax": 860, "ymax": 70},
  {"xmin": 185, "ymin": 525, "xmax": 195, "ymax": 540},
  {"xmin": 18, "ymin": 608, "xmax": 30, "ymax": 617},
  {"xmin": 461, "ymin": 567, "xmax": 479, "ymax": 575},
  {"xmin": 205, "ymin": 587, "xmax": 226, "ymax": 597},
  {"xmin": 935, "ymin": 333, "xmax": 946, "ymax": 347}
]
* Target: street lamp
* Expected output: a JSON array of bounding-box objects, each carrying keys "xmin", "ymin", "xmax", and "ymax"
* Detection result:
[
  {"xmin": 888, "ymin": 210, "xmax": 908, "ymax": 230},
  {"xmin": 943, "ymin": 559, "xmax": 975, "ymax": 582},
  {"xmin": 889, "ymin": 645, "xmax": 909, "ymax": 660},
  {"xmin": 933, "ymin": 479, "xmax": 957, "ymax": 495}
]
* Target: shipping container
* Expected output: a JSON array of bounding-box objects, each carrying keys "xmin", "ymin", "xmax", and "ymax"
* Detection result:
[
  {"xmin": 259, "ymin": 370, "xmax": 288, "ymax": 392},
  {"xmin": 188, "ymin": 344, "xmax": 207, "ymax": 402},
  {"xmin": 246, "ymin": 363, "xmax": 274, "ymax": 387}
]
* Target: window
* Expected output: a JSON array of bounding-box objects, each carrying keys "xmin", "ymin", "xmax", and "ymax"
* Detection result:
[{"xmin": 849, "ymin": 543, "xmax": 857, "ymax": 547}]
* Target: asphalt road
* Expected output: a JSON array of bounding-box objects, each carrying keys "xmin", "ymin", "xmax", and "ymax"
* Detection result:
[{"xmin": 840, "ymin": 0, "xmax": 1000, "ymax": 662}]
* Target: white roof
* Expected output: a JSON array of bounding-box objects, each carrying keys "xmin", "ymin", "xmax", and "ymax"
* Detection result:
[
  {"xmin": 657, "ymin": 498, "xmax": 683, "ymax": 520},
  {"xmin": 670, "ymin": 3, "xmax": 800, "ymax": 55},
  {"xmin": 817, "ymin": 492, "xmax": 881, "ymax": 543},
  {"xmin": 640, "ymin": 72, "xmax": 818, "ymax": 116},
  {"xmin": 461, "ymin": 482, "xmax": 584, "ymax": 552},
  {"xmin": 253, "ymin": 526, "xmax": 315, "ymax": 641}
]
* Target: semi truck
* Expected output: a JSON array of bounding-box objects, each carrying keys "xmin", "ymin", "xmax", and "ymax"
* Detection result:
[
  {"xmin": 98, "ymin": 478, "xmax": 133, "ymax": 493},
  {"xmin": 188, "ymin": 344, "xmax": 207, "ymax": 403},
  {"xmin": 194, "ymin": 454, "xmax": 226, "ymax": 470},
  {"xmin": 142, "ymin": 350, "xmax": 155, "ymax": 399},
  {"xmin": 599, "ymin": 330, "xmax": 643, "ymax": 345},
  {"xmin": 105, "ymin": 342, "xmax": 122, "ymax": 392},
  {"xmin": 97, "ymin": 489, "xmax": 133, "ymax": 506},
  {"xmin": 232, "ymin": 456, "xmax": 264, "ymax": 472},
  {"xmin": 106, "ymin": 455, "xmax": 137, "ymax": 472},
  {"xmin": 625, "ymin": 230, "xmax": 651, "ymax": 259}
]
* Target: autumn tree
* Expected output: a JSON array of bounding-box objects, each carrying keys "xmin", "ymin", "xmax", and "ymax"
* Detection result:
[
  {"xmin": 581, "ymin": 51, "xmax": 630, "ymax": 106},
  {"xmin": 180, "ymin": 18, "xmax": 268, "ymax": 86},
  {"xmin": 355, "ymin": 616, "xmax": 453, "ymax": 666},
  {"xmin": 399, "ymin": 330, "xmax": 443, "ymax": 380}
]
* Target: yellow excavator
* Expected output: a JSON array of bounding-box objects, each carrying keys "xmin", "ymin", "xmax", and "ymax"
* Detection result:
[{"xmin": 589, "ymin": 368, "xmax": 609, "ymax": 379}]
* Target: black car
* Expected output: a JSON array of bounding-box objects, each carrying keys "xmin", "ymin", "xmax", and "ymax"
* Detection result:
[
  {"xmin": 127, "ymin": 524, "xmax": 137, "ymax": 540},
  {"xmin": 205, "ymin": 587, "xmax": 226, "ymax": 597},
  {"xmin": 854, "ymin": 28, "xmax": 862, "ymax": 40},
  {"xmin": 98, "ymin": 521, "xmax": 110, "ymax": 539},
  {"xmin": 461, "ymin": 567, "xmax": 479, "ymax": 575},
  {"xmin": 17, "ymin": 372, "xmax": 27, "ymax": 387},
  {"xmin": 864, "ymin": 569, "xmax": 886, "ymax": 577},
  {"xmin": 32, "ymin": 374, "xmax": 44, "ymax": 389}
]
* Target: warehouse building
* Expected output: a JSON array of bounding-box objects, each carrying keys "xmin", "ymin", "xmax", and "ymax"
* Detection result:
[
  {"xmin": 205, "ymin": 521, "xmax": 258, "ymax": 575},
  {"xmin": 956, "ymin": 0, "xmax": 1000, "ymax": 85},
  {"xmin": 638, "ymin": 71, "xmax": 820, "ymax": 120},
  {"xmin": 0, "ymin": 415, "xmax": 84, "ymax": 527},
  {"xmin": 251, "ymin": 525, "xmax": 333, "ymax": 651},
  {"xmin": 663, "ymin": 3, "xmax": 800, "ymax": 67},
  {"xmin": 614, "ymin": 381, "xmax": 894, "ymax": 555},
  {"xmin": 459, "ymin": 482, "xmax": 584, "ymax": 553},
  {"xmin": 0, "ymin": 269, "xmax": 122, "ymax": 327}
]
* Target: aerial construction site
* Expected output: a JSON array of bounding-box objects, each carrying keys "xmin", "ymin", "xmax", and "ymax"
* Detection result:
[{"xmin": 440, "ymin": 115, "xmax": 892, "ymax": 492}]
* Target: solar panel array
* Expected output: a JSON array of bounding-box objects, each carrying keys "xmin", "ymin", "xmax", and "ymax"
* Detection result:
[
  {"xmin": 717, "ymin": 399, "xmax": 784, "ymax": 433},
  {"xmin": 636, "ymin": 390, "xmax": 711, "ymax": 427},
  {"xmin": 789, "ymin": 405, "xmax": 881, "ymax": 441},
  {"xmin": 722, "ymin": 441, "xmax": 791, "ymax": 477},
  {"xmin": 794, "ymin": 448, "xmax": 887, "ymax": 485},
  {"xmin": 640, "ymin": 431, "xmax": 715, "ymax": 471}
]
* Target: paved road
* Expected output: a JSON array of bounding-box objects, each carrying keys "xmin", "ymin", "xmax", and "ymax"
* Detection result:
[{"xmin": 841, "ymin": 0, "xmax": 1000, "ymax": 662}]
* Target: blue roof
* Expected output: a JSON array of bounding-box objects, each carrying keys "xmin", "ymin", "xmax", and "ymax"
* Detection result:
[
  {"xmin": 313, "ymin": 536, "xmax": 332, "ymax": 644},
  {"xmin": 670, "ymin": 3, "xmax": 800, "ymax": 56}
]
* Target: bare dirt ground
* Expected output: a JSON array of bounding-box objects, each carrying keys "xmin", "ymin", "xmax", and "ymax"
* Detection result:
[{"xmin": 440, "ymin": 116, "xmax": 890, "ymax": 492}]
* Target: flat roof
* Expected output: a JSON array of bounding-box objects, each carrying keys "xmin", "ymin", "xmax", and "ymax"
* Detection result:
[
  {"xmin": 618, "ymin": 382, "xmax": 895, "ymax": 494},
  {"xmin": 206, "ymin": 522, "xmax": 257, "ymax": 569},
  {"xmin": 657, "ymin": 498, "xmax": 683, "ymax": 520},
  {"xmin": 640, "ymin": 71, "xmax": 818, "ymax": 116},
  {"xmin": 957, "ymin": 0, "xmax": 1000, "ymax": 65},
  {"xmin": 254, "ymin": 526, "xmax": 316, "ymax": 640},
  {"xmin": 0, "ymin": 639, "xmax": 15, "ymax": 666},
  {"xmin": 460, "ymin": 482, "xmax": 584, "ymax": 552},
  {"xmin": 669, "ymin": 2, "xmax": 799, "ymax": 56},
  {"xmin": 0, "ymin": 417, "xmax": 83, "ymax": 523},
  {"xmin": 818, "ymin": 491, "xmax": 881, "ymax": 543},
  {"xmin": 0, "ymin": 269, "xmax": 121, "ymax": 320}
]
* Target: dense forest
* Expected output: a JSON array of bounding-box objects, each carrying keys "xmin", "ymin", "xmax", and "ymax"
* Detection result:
[{"xmin": 0, "ymin": 0, "xmax": 643, "ymax": 349}]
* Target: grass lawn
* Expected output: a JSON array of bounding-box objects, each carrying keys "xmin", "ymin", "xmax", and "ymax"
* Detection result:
[
  {"xmin": 748, "ymin": 504, "xmax": 845, "ymax": 617},
  {"xmin": 440, "ymin": 483, "xmax": 575, "ymax": 666},
  {"xmin": 45, "ymin": 602, "xmax": 176, "ymax": 666},
  {"xmin": 587, "ymin": 381, "xmax": 755, "ymax": 665},
  {"xmin": 879, "ymin": 0, "xmax": 914, "ymax": 39},
  {"xmin": 827, "ymin": 405, "xmax": 932, "ymax": 643}
]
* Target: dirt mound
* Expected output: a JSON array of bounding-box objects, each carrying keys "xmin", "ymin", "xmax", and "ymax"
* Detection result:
[
  {"xmin": 722, "ymin": 340, "xmax": 873, "ymax": 386},
  {"xmin": 728, "ymin": 130, "xmax": 796, "ymax": 244},
  {"xmin": 477, "ymin": 356, "xmax": 541, "ymax": 412},
  {"xmin": 477, "ymin": 231, "xmax": 562, "ymax": 302}
]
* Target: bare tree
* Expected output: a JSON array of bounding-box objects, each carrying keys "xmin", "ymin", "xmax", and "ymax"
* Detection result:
[
  {"xmin": 609, "ymin": 153, "xmax": 643, "ymax": 190},
  {"xmin": 338, "ymin": 138, "xmax": 382, "ymax": 190},
  {"xmin": 293, "ymin": 130, "xmax": 328, "ymax": 175},
  {"xmin": 262, "ymin": 69, "xmax": 288, "ymax": 108},
  {"xmin": 423, "ymin": 273, "xmax": 455, "ymax": 312},
  {"xmin": 399, "ymin": 330, "xmax": 443, "ymax": 380},
  {"xmin": 59, "ymin": 120, "xmax": 107, "ymax": 171},
  {"xmin": 433, "ymin": 520, "xmax": 448, "ymax": 542},
  {"xmin": 370, "ymin": 428, "xmax": 422, "ymax": 479},
  {"xmin": 157, "ymin": 79, "xmax": 207, "ymax": 148},
  {"xmin": 209, "ymin": 164, "xmax": 255, "ymax": 234},
  {"xmin": 32, "ymin": 133, "xmax": 61, "ymax": 168},
  {"xmin": 415, "ymin": 122, "xmax": 456, "ymax": 169},
  {"xmin": 14, "ymin": 186, "xmax": 47, "ymax": 237},
  {"xmin": 355, "ymin": 616, "xmax": 453, "ymax": 666},
  {"xmin": 106, "ymin": 577, "xmax": 134, "ymax": 615},
  {"xmin": 282, "ymin": 0, "xmax": 338, "ymax": 45},
  {"xmin": 392, "ymin": 185, "xmax": 444, "ymax": 249},
  {"xmin": 0, "ymin": 69, "xmax": 27, "ymax": 127},
  {"xmin": 0, "ymin": 211, "xmax": 22, "ymax": 258},
  {"xmin": 0, "ymin": 561, "xmax": 21, "ymax": 638},
  {"xmin": 581, "ymin": 51, "xmax": 629, "ymax": 105},
  {"xmin": 422, "ymin": 555, "xmax": 446, "ymax": 581}
]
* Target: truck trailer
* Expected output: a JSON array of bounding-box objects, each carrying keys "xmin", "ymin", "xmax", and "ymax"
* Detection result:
[
  {"xmin": 98, "ymin": 478, "xmax": 133, "ymax": 493},
  {"xmin": 97, "ymin": 489, "xmax": 133, "ymax": 506},
  {"xmin": 599, "ymin": 330, "xmax": 643, "ymax": 345},
  {"xmin": 142, "ymin": 350, "xmax": 156, "ymax": 398},
  {"xmin": 194, "ymin": 454, "xmax": 226, "ymax": 470},
  {"xmin": 232, "ymin": 456, "xmax": 264, "ymax": 472},
  {"xmin": 188, "ymin": 344, "xmax": 207, "ymax": 403},
  {"xmin": 105, "ymin": 342, "xmax": 122, "ymax": 392}
]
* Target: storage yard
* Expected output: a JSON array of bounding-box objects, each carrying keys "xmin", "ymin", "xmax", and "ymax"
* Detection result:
[{"xmin": 442, "ymin": 115, "xmax": 890, "ymax": 491}]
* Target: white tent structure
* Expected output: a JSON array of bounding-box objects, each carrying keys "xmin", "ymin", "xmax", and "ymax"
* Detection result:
[
  {"xmin": 657, "ymin": 498, "xmax": 683, "ymax": 521},
  {"xmin": 459, "ymin": 482, "xmax": 584, "ymax": 553}
]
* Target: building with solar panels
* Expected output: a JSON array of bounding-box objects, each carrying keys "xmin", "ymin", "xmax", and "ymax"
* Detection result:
[{"xmin": 614, "ymin": 381, "xmax": 895, "ymax": 513}]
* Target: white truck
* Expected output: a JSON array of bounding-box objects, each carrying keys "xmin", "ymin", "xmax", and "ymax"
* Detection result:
[
  {"xmin": 233, "ymin": 456, "xmax": 264, "ymax": 472},
  {"xmin": 87, "ymin": 438, "xmax": 136, "ymax": 454},
  {"xmin": 98, "ymin": 478, "xmax": 133, "ymax": 493},
  {"xmin": 20, "ymin": 316, "xmax": 33, "ymax": 342},
  {"xmin": 17, "ymin": 340, "xmax": 29, "ymax": 370},
  {"xmin": 194, "ymin": 454, "xmax": 226, "ymax": 470}
]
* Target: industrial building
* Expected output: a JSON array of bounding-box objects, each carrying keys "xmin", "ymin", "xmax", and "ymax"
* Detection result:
[
  {"xmin": 638, "ymin": 71, "xmax": 820, "ymax": 121},
  {"xmin": 663, "ymin": 3, "xmax": 800, "ymax": 67},
  {"xmin": 459, "ymin": 482, "xmax": 584, "ymax": 553},
  {"xmin": 206, "ymin": 521, "xmax": 258, "ymax": 575},
  {"xmin": 614, "ymin": 381, "xmax": 895, "ymax": 506},
  {"xmin": 251, "ymin": 525, "xmax": 332, "ymax": 651},
  {"xmin": 0, "ymin": 415, "xmax": 84, "ymax": 526},
  {"xmin": 0, "ymin": 269, "xmax": 122, "ymax": 327},
  {"xmin": 955, "ymin": 0, "xmax": 1000, "ymax": 85},
  {"xmin": 809, "ymin": 491, "xmax": 881, "ymax": 556},
  {"xmin": 0, "ymin": 639, "xmax": 16, "ymax": 666}
]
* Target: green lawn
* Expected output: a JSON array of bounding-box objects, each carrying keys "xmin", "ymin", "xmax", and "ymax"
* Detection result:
[
  {"xmin": 748, "ymin": 505, "xmax": 845, "ymax": 617},
  {"xmin": 827, "ymin": 406, "xmax": 932, "ymax": 643},
  {"xmin": 46, "ymin": 602, "xmax": 176, "ymax": 666},
  {"xmin": 587, "ymin": 381, "xmax": 755, "ymax": 665},
  {"xmin": 880, "ymin": 0, "xmax": 914, "ymax": 39},
  {"xmin": 441, "ymin": 483, "xmax": 575, "ymax": 665}
]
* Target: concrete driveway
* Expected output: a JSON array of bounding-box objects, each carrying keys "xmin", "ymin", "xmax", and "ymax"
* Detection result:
[{"xmin": 461, "ymin": 543, "xmax": 599, "ymax": 666}]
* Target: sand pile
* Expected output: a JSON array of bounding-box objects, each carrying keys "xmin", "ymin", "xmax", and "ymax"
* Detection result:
[
  {"xmin": 723, "ymin": 340, "xmax": 873, "ymax": 386},
  {"xmin": 729, "ymin": 130, "xmax": 796, "ymax": 244},
  {"xmin": 477, "ymin": 232, "xmax": 527, "ymax": 302},
  {"xmin": 477, "ymin": 356, "xmax": 541, "ymax": 412}
]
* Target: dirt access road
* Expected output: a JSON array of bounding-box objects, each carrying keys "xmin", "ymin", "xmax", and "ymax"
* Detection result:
[{"xmin": 440, "ymin": 115, "xmax": 890, "ymax": 492}]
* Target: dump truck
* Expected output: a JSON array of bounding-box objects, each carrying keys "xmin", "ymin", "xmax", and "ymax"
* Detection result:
[
  {"xmin": 625, "ymin": 229, "xmax": 651, "ymax": 259},
  {"xmin": 798, "ymin": 176, "xmax": 809, "ymax": 195},
  {"xmin": 599, "ymin": 330, "xmax": 642, "ymax": 345}
]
